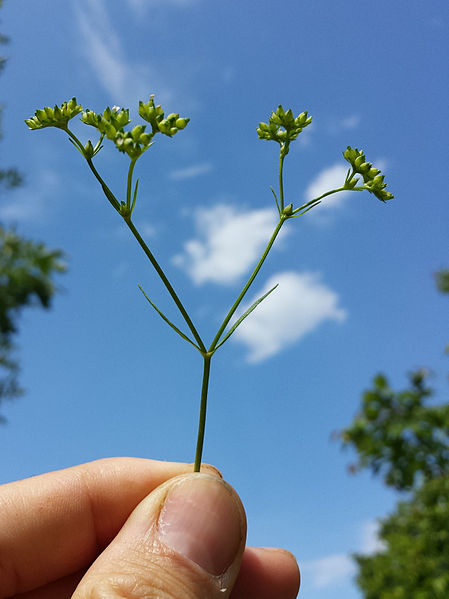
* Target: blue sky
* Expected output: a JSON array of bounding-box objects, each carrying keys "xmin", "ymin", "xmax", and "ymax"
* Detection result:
[{"xmin": 1, "ymin": 1, "xmax": 448, "ymax": 597}]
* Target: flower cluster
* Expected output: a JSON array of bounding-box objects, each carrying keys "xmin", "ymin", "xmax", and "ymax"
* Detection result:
[
  {"xmin": 25, "ymin": 98, "xmax": 83, "ymax": 130},
  {"xmin": 343, "ymin": 146, "xmax": 394, "ymax": 202},
  {"xmin": 257, "ymin": 105, "xmax": 312, "ymax": 156},
  {"xmin": 25, "ymin": 97, "xmax": 190, "ymax": 161},
  {"xmin": 81, "ymin": 106, "xmax": 155, "ymax": 159},
  {"xmin": 138, "ymin": 95, "xmax": 189, "ymax": 137}
]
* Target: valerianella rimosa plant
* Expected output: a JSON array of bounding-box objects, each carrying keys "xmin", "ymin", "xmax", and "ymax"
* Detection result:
[{"xmin": 25, "ymin": 97, "xmax": 393, "ymax": 471}]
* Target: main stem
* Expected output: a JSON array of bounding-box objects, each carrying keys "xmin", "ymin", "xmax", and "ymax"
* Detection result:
[{"xmin": 194, "ymin": 353, "xmax": 212, "ymax": 472}]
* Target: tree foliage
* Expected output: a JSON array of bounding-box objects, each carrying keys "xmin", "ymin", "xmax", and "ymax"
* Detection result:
[
  {"xmin": 0, "ymin": 1, "xmax": 66, "ymax": 412},
  {"xmin": 355, "ymin": 476, "xmax": 449, "ymax": 599},
  {"xmin": 0, "ymin": 227, "xmax": 66, "ymax": 408},
  {"xmin": 341, "ymin": 370, "xmax": 449, "ymax": 491},
  {"xmin": 340, "ymin": 273, "xmax": 449, "ymax": 597}
]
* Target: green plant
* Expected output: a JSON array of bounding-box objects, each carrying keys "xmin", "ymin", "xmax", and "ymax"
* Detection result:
[{"xmin": 26, "ymin": 98, "xmax": 393, "ymax": 470}]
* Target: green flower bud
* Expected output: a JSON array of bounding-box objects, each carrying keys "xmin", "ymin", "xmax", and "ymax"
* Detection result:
[
  {"xmin": 115, "ymin": 110, "xmax": 130, "ymax": 127},
  {"xmin": 354, "ymin": 155, "xmax": 365, "ymax": 169},
  {"xmin": 175, "ymin": 117, "xmax": 189, "ymax": 129},
  {"xmin": 83, "ymin": 140, "xmax": 94, "ymax": 158},
  {"xmin": 35, "ymin": 109, "xmax": 47, "ymax": 121},
  {"xmin": 139, "ymin": 132, "xmax": 152, "ymax": 146},
  {"xmin": 367, "ymin": 167, "xmax": 380, "ymax": 179},
  {"xmin": 131, "ymin": 125, "xmax": 145, "ymax": 141},
  {"xmin": 103, "ymin": 122, "xmax": 117, "ymax": 139},
  {"xmin": 44, "ymin": 106, "xmax": 54, "ymax": 119}
]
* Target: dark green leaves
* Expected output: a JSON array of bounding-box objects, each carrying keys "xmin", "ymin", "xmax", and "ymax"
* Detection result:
[
  {"xmin": 354, "ymin": 477, "xmax": 449, "ymax": 598},
  {"xmin": 340, "ymin": 370, "xmax": 449, "ymax": 491}
]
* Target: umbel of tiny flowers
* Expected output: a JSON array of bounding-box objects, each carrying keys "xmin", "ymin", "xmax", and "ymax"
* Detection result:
[
  {"xmin": 343, "ymin": 146, "xmax": 394, "ymax": 203},
  {"xmin": 25, "ymin": 97, "xmax": 393, "ymax": 471},
  {"xmin": 25, "ymin": 97, "xmax": 83, "ymax": 130}
]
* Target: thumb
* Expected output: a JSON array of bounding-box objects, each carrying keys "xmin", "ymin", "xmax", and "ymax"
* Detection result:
[{"xmin": 73, "ymin": 472, "xmax": 247, "ymax": 599}]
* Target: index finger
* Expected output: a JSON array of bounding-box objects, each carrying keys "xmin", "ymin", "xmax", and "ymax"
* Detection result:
[{"xmin": 0, "ymin": 457, "xmax": 215, "ymax": 598}]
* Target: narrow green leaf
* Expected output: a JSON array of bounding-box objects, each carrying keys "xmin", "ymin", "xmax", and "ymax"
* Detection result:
[
  {"xmin": 215, "ymin": 284, "xmax": 279, "ymax": 350},
  {"xmin": 131, "ymin": 178, "xmax": 139, "ymax": 215},
  {"xmin": 138, "ymin": 285, "xmax": 201, "ymax": 351},
  {"xmin": 270, "ymin": 185, "xmax": 281, "ymax": 214},
  {"xmin": 291, "ymin": 200, "xmax": 321, "ymax": 217},
  {"xmin": 67, "ymin": 136, "xmax": 85, "ymax": 157}
]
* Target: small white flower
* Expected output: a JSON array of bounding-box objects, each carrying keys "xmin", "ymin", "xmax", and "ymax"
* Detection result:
[{"xmin": 112, "ymin": 105, "xmax": 121, "ymax": 113}]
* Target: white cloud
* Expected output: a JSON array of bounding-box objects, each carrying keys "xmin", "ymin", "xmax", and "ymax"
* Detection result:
[
  {"xmin": 74, "ymin": 1, "xmax": 173, "ymax": 108},
  {"xmin": 169, "ymin": 163, "xmax": 213, "ymax": 181},
  {"xmin": 360, "ymin": 520, "xmax": 386, "ymax": 555},
  {"xmin": 303, "ymin": 163, "xmax": 351, "ymax": 220},
  {"xmin": 299, "ymin": 520, "xmax": 386, "ymax": 590},
  {"xmin": 173, "ymin": 204, "xmax": 281, "ymax": 285},
  {"xmin": 231, "ymin": 271, "xmax": 347, "ymax": 363},
  {"xmin": 301, "ymin": 553, "xmax": 356, "ymax": 589}
]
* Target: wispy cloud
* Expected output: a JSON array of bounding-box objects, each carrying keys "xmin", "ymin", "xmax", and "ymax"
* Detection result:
[
  {"xmin": 172, "ymin": 204, "xmax": 282, "ymax": 285},
  {"xmin": 169, "ymin": 162, "xmax": 213, "ymax": 181},
  {"xmin": 0, "ymin": 170, "xmax": 60, "ymax": 223},
  {"xmin": 341, "ymin": 114, "xmax": 361, "ymax": 130},
  {"xmin": 231, "ymin": 271, "xmax": 347, "ymax": 363},
  {"xmin": 303, "ymin": 163, "xmax": 351, "ymax": 221},
  {"xmin": 127, "ymin": 0, "xmax": 201, "ymax": 15},
  {"xmin": 74, "ymin": 1, "xmax": 174, "ymax": 108},
  {"xmin": 301, "ymin": 553, "xmax": 356, "ymax": 589},
  {"xmin": 327, "ymin": 114, "xmax": 361, "ymax": 134}
]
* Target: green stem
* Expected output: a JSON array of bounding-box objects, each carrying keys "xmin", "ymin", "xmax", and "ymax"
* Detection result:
[
  {"xmin": 209, "ymin": 216, "xmax": 286, "ymax": 352},
  {"xmin": 86, "ymin": 158, "xmax": 121, "ymax": 212},
  {"xmin": 126, "ymin": 158, "xmax": 138, "ymax": 210},
  {"xmin": 194, "ymin": 353, "xmax": 212, "ymax": 472},
  {"xmin": 279, "ymin": 153, "xmax": 286, "ymax": 211},
  {"xmin": 124, "ymin": 217, "xmax": 206, "ymax": 353},
  {"xmin": 312, "ymin": 185, "xmax": 365, "ymax": 204},
  {"xmin": 64, "ymin": 127, "xmax": 121, "ymax": 212}
]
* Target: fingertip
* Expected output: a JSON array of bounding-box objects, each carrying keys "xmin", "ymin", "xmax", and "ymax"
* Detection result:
[
  {"xmin": 231, "ymin": 546, "xmax": 300, "ymax": 599},
  {"xmin": 197, "ymin": 463, "xmax": 223, "ymax": 478}
]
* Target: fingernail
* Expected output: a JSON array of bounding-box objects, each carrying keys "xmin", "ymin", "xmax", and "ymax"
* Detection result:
[{"xmin": 158, "ymin": 474, "xmax": 244, "ymax": 575}]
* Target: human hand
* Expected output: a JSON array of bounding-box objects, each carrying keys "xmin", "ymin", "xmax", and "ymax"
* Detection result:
[{"xmin": 0, "ymin": 458, "xmax": 300, "ymax": 598}]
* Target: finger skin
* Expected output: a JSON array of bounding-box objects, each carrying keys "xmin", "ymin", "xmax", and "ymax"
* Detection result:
[
  {"xmin": 1, "ymin": 459, "xmax": 300, "ymax": 599},
  {"xmin": 230, "ymin": 547, "xmax": 300, "ymax": 599},
  {"xmin": 12, "ymin": 547, "xmax": 300, "ymax": 599},
  {"xmin": 72, "ymin": 473, "xmax": 248, "ymax": 599},
  {"xmin": 0, "ymin": 457, "xmax": 214, "ymax": 598}
]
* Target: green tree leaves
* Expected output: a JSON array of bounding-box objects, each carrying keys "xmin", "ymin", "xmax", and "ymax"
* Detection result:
[
  {"xmin": 355, "ymin": 477, "xmax": 449, "ymax": 599},
  {"xmin": 341, "ymin": 274, "xmax": 449, "ymax": 597},
  {"xmin": 341, "ymin": 370, "xmax": 449, "ymax": 491},
  {"xmin": 0, "ymin": 227, "xmax": 66, "ymax": 410}
]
